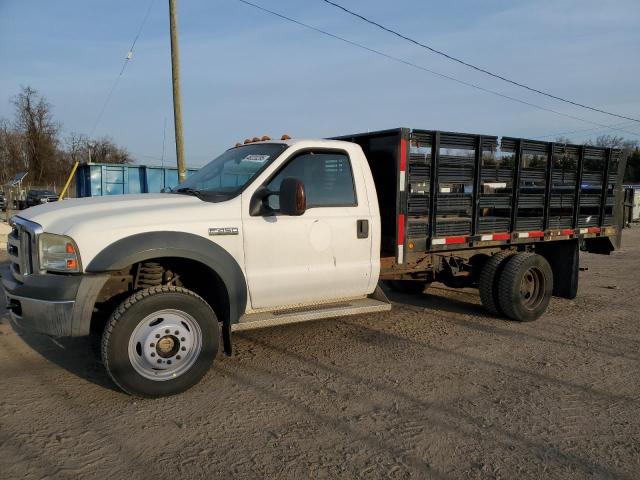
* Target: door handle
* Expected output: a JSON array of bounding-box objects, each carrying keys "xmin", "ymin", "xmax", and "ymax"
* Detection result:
[{"xmin": 357, "ymin": 219, "xmax": 369, "ymax": 239}]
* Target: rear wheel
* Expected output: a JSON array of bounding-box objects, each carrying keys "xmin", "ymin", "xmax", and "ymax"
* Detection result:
[
  {"xmin": 101, "ymin": 286, "xmax": 219, "ymax": 397},
  {"xmin": 498, "ymin": 253, "xmax": 553, "ymax": 322},
  {"xmin": 385, "ymin": 280, "xmax": 427, "ymax": 295},
  {"xmin": 479, "ymin": 251, "xmax": 513, "ymax": 315}
]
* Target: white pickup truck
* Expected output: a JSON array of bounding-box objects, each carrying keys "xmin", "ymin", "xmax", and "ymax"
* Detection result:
[{"xmin": 2, "ymin": 128, "xmax": 625, "ymax": 397}]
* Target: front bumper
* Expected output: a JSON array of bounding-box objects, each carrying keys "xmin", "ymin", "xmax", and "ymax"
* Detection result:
[{"xmin": 1, "ymin": 264, "xmax": 109, "ymax": 337}]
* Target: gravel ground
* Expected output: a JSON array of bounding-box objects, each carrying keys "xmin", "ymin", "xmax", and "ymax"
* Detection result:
[{"xmin": 1, "ymin": 230, "xmax": 639, "ymax": 479}]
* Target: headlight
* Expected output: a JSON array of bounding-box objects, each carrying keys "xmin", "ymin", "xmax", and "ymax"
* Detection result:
[{"xmin": 38, "ymin": 233, "xmax": 81, "ymax": 273}]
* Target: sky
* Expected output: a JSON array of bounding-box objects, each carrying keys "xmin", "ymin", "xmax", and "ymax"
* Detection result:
[{"xmin": 1, "ymin": 0, "xmax": 639, "ymax": 167}]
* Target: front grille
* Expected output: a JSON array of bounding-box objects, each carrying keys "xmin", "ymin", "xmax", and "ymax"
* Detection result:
[{"xmin": 7, "ymin": 217, "xmax": 42, "ymax": 283}]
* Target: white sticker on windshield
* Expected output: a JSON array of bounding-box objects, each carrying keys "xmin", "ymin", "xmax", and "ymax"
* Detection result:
[{"xmin": 243, "ymin": 154, "xmax": 270, "ymax": 163}]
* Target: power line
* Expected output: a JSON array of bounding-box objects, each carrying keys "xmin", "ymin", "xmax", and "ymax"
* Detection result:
[
  {"xmin": 90, "ymin": 0, "xmax": 156, "ymax": 137},
  {"xmin": 320, "ymin": 0, "xmax": 640, "ymax": 125},
  {"xmin": 233, "ymin": 0, "xmax": 640, "ymax": 138}
]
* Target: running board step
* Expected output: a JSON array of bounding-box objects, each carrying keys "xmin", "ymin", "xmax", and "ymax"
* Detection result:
[{"xmin": 233, "ymin": 286, "xmax": 391, "ymax": 332}]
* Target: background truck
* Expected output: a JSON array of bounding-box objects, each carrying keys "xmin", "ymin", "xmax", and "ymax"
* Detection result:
[
  {"xmin": 2, "ymin": 128, "xmax": 626, "ymax": 397},
  {"xmin": 25, "ymin": 189, "xmax": 59, "ymax": 207}
]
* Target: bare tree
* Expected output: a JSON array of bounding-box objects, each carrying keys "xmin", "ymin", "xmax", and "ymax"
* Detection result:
[
  {"xmin": 65, "ymin": 132, "xmax": 89, "ymax": 163},
  {"xmin": 585, "ymin": 135, "xmax": 640, "ymax": 183},
  {"xmin": 0, "ymin": 87, "xmax": 134, "ymax": 190},
  {"xmin": 12, "ymin": 86, "xmax": 61, "ymax": 184},
  {"xmin": 554, "ymin": 136, "xmax": 571, "ymax": 144},
  {"xmin": 63, "ymin": 133, "xmax": 132, "ymax": 165},
  {"xmin": 589, "ymin": 134, "xmax": 638, "ymax": 154},
  {"xmin": 88, "ymin": 136, "xmax": 132, "ymax": 164},
  {"xmin": 0, "ymin": 118, "xmax": 27, "ymax": 184}
]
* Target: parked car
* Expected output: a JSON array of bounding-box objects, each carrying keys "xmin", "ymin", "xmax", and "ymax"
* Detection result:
[
  {"xmin": 2, "ymin": 128, "xmax": 627, "ymax": 397},
  {"xmin": 26, "ymin": 189, "xmax": 58, "ymax": 207}
]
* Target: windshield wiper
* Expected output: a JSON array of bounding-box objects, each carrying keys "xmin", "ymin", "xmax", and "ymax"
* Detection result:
[
  {"xmin": 173, "ymin": 187, "xmax": 234, "ymax": 202},
  {"xmin": 175, "ymin": 187, "xmax": 205, "ymax": 199}
]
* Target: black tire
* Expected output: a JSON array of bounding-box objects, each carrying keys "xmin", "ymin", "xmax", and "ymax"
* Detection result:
[
  {"xmin": 498, "ymin": 253, "xmax": 553, "ymax": 322},
  {"xmin": 479, "ymin": 251, "xmax": 513, "ymax": 315},
  {"xmin": 101, "ymin": 286, "xmax": 219, "ymax": 397},
  {"xmin": 385, "ymin": 280, "xmax": 427, "ymax": 295}
]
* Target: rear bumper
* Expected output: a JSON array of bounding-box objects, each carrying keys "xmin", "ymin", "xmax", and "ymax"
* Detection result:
[{"xmin": 1, "ymin": 264, "xmax": 109, "ymax": 337}]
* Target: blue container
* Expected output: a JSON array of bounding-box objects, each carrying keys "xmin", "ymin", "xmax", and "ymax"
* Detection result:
[{"xmin": 75, "ymin": 163, "xmax": 198, "ymax": 197}]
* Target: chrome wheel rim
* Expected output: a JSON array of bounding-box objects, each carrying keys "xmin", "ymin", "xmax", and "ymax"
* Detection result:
[{"xmin": 128, "ymin": 309, "xmax": 202, "ymax": 381}]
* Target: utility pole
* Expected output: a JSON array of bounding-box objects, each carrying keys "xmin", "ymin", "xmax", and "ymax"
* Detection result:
[
  {"xmin": 87, "ymin": 140, "xmax": 94, "ymax": 164},
  {"xmin": 169, "ymin": 0, "xmax": 186, "ymax": 183}
]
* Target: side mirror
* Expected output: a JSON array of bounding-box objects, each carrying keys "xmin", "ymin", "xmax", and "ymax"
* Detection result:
[
  {"xmin": 249, "ymin": 186, "xmax": 273, "ymax": 216},
  {"xmin": 279, "ymin": 177, "xmax": 306, "ymax": 216}
]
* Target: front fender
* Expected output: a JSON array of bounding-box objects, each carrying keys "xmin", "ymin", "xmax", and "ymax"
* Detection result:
[{"xmin": 86, "ymin": 231, "xmax": 248, "ymax": 325}]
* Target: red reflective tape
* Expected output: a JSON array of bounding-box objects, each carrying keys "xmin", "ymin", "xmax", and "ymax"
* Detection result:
[
  {"xmin": 445, "ymin": 236, "xmax": 467, "ymax": 244},
  {"xmin": 587, "ymin": 227, "xmax": 601, "ymax": 234},
  {"xmin": 493, "ymin": 233, "xmax": 511, "ymax": 241},
  {"xmin": 528, "ymin": 231, "xmax": 545, "ymax": 238},
  {"xmin": 561, "ymin": 229, "xmax": 574, "ymax": 235},
  {"xmin": 399, "ymin": 138, "xmax": 407, "ymax": 172},
  {"xmin": 397, "ymin": 214, "xmax": 405, "ymax": 245}
]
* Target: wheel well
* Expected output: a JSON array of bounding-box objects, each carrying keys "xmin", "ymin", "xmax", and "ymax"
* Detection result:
[{"xmin": 90, "ymin": 257, "xmax": 230, "ymax": 334}]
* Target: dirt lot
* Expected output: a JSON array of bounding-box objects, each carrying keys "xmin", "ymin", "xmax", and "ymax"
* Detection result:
[{"xmin": 1, "ymin": 230, "xmax": 639, "ymax": 479}]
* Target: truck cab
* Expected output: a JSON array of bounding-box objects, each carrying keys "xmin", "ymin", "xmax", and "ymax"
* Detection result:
[{"xmin": 2, "ymin": 137, "xmax": 389, "ymax": 397}]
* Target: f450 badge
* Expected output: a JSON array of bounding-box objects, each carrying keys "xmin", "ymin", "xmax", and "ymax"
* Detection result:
[{"xmin": 208, "ymin": 227, "xmax": 239, "ymax": 236}]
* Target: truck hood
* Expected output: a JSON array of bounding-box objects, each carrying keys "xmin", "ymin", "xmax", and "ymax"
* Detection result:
[
  {"xmin": 16, "ymin": 193, "xmax": 243, "ymax": 270},
  {"xmin": 18, "ymin": 194, "xmax": 209, "ymax": 234}
]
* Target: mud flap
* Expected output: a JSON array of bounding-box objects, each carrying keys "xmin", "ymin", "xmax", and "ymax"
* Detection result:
[
  {"xmin": 536, "ymin": 239, "xmax": 579, "ymax": 299},
  {"xmin": 222, "ymin": 319, "xmax": 232, "ymax": 356},
  {"xmin": 583, "ymin": 236, "xmax": 615, "ymax": 255}
]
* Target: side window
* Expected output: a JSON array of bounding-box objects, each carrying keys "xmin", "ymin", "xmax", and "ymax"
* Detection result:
[{"xmin": 267, "ymin": 151, "xmax": 357, "ymax": 209}]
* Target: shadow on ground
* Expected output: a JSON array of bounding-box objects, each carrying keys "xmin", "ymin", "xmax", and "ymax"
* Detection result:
[{"xmin": 0, "ymin": 270, "xmax": 118, "ymax": 392}]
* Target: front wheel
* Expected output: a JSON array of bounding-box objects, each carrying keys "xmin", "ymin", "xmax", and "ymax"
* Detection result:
[{"xmin": 101, "ymin": 286, "xmax": 219, "ymax": 397}]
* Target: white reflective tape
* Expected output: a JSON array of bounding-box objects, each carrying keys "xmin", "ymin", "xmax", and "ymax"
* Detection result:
[
  {"xmin": 518, "ymin": 232, "xmax": 529, "ymax": 238},
  {"xmin": 431, "ymin": 238, "xmax": 446, "ymax": 245},
  {"xmin": 397, "ymin": 245, "xmax": 404, "ymax": 264},
  {"xmin": 579, "ymin": 228, "xmax": 588, "ymax": 234},
  {"xmin": 399, "ymin": 171, "xmax": 405, "ymax": 191},
  {"xmin": 480, "ymin": 235, "xmax": 493, "ymax": 241}
]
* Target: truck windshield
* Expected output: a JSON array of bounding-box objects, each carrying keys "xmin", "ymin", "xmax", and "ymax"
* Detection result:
[{"xmin": 171, "ymin": 143, "xmax": 288, "ymax": 199}]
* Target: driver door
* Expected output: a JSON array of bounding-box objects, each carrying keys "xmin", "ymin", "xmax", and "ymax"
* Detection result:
[{"xmin": 241, "ymin": 149, "xmax": 373, "ymax": 310}]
